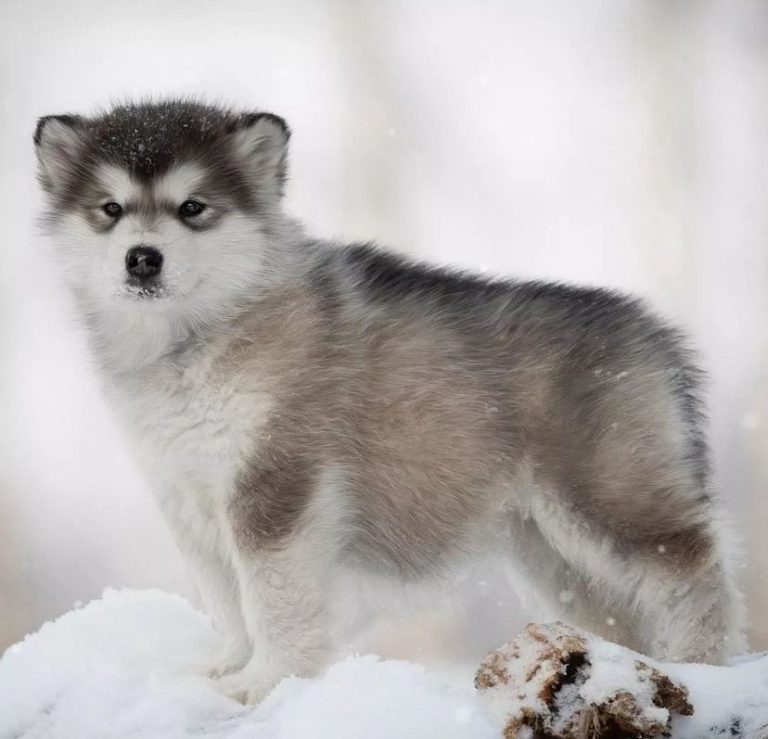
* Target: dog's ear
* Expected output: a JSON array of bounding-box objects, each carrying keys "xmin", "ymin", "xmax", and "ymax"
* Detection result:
[
  {"xmin": 229, "ymin": 112, "xmax": 290, "ymax": 197},
  {"xmin": 34, "ymin": 114, "xmax": 85, "ymax": 194}
]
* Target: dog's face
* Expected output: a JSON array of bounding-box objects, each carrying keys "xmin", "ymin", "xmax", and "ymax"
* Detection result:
[{"xmin": 35, "ymin": 101, "xmax": 290, "ymax": 324}]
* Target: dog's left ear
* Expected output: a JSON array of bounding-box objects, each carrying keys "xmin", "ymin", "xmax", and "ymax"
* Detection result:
[
  {"xmin": 34, "ymin": 114, "xmax": 85, "ymax": 195},
  {"xmin": 229, "ymin": 112, "xmax": 291, "ymax": 197}
]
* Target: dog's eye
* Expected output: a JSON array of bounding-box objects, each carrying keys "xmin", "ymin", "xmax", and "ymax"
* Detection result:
[
  {"xmin": 179, "ymin": 200, "xmax": 205, "ymax": 217},
  {"xmin": 103, "ymin": 202, "xmax": 123, "ymax": 218}
]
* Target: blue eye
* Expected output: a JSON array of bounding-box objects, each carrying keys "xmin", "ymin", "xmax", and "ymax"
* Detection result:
[
  {"xmin": 103, "ymin": 202, "xmax": 122, "ymax": 217},
  {"xmin": 179, "ymin": 200, "xmax": 205, "ymax": 217}
]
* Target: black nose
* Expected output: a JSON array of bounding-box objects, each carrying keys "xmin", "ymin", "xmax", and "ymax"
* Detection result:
[{"xmin": 125, "ymin": 245, "xmax": 163, "ymax": 279}]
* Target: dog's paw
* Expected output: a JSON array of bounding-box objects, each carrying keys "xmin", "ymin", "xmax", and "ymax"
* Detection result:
[
  {"xmin": 212, "ymin": 665, "xmax": 279, "ymax": 705},
  {"xmin": 207, "ymin": 637, "xmax": 252, "ymax": 679}
]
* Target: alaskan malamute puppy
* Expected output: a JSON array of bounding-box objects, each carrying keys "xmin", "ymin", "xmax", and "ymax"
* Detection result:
[{"xmin": 35, "ymin": 100, "xmax": 743, "ymax": 702}]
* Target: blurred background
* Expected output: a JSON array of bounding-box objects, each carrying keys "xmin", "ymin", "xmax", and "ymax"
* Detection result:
[{"xmin": 1, "ymin": 0, "xmax": 766, "ymax": 657}]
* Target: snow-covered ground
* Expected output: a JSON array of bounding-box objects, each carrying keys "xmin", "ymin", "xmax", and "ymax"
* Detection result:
[
  {"xmin": 4, "ymin": 588, "xmax": 768, "ymax": 739},
  {"xmin": 0, "ymin": 589, "xmax": 497, "ymax": 739}
]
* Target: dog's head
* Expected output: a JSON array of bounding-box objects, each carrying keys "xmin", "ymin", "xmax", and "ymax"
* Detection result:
[{"xmin": 35, "ymin": 100, "xmax": 291, "ymax": 323}]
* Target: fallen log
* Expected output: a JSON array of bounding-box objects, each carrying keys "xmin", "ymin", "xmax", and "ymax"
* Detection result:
[{"xmin": 475, "ymin": 621, "xmax": 768, "ymax": 739}]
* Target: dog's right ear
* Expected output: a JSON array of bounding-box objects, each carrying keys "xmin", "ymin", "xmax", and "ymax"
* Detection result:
[{"xmin": 34, "ymin": 114, "xmax": 84, "ymax": 194}]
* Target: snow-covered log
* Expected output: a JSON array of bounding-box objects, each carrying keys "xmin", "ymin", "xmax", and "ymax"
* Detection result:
[{"xmin": 475, "ymin": 622, "xmax": 768, "ymax": 739}]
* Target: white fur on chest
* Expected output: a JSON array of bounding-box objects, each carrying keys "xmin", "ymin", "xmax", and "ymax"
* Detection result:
[{"xmin": 106, "ymin": 340, "xmax": 272, "ymax": 501}]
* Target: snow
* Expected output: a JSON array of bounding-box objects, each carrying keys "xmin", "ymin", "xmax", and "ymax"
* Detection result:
[
  {"xmin": 4, "ymin": 590, "xmax": 768, "ymax": 739},
  {"xmin": 0, "ymin": 589, "xmax": 497, "ymax": 739},
  {"xmin": 669, "ymin": 654, "xmax": 768, "ymax": 738}
]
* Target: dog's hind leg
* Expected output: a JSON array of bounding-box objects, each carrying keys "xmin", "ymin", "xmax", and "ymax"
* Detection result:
[
  {"xmin": 502, "ymin": 509, "xmax": 643, "ymax": 651},
  {"xmin": 636, "ymin": 540, "xmax": 746, "ymax": 663},
  {"xmin": 525, "ymin": 489, "xmax": 745, "ymax": 663}
]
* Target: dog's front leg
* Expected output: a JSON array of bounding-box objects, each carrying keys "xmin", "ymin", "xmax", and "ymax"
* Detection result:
[
  {"xmin": 213, "ymin": 515, "xmax": 334, "ymax": 704},
  {"xmin": 155, "ymin": 485, "xmax": 252, "ymax": 675}
]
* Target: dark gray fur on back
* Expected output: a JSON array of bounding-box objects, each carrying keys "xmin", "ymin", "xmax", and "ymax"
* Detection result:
[
  {"xmin": 339, "ymin": 242, "xmax": 708, "ymax": 484},
  {"xmin": 349, "ymin": 245, "xmax": 704, "ymax": 448},
  {"xmin": 284, "ymin": 243, "xmax": 713, "ymax": 575}
]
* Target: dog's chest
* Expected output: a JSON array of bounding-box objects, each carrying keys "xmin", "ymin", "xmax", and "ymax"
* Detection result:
[{"xmin": 109, "ymin": 349, "xmax": 271, "ymax": 496}]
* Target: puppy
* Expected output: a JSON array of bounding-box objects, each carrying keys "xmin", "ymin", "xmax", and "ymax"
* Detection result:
[{"xmin": 35, "ymin": 99, "xmax": 744, "ymax": 702}]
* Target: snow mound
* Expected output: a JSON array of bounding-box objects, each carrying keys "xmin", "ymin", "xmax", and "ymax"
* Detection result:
[{"xmin": 0, "ymin": 589, "xmax": 496, "ymax": 739}]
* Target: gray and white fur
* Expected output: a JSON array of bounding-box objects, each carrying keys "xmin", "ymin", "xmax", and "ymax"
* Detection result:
[{"xmin": 35, "ymin": 99, "xmax": 745, "ymax": 702}]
